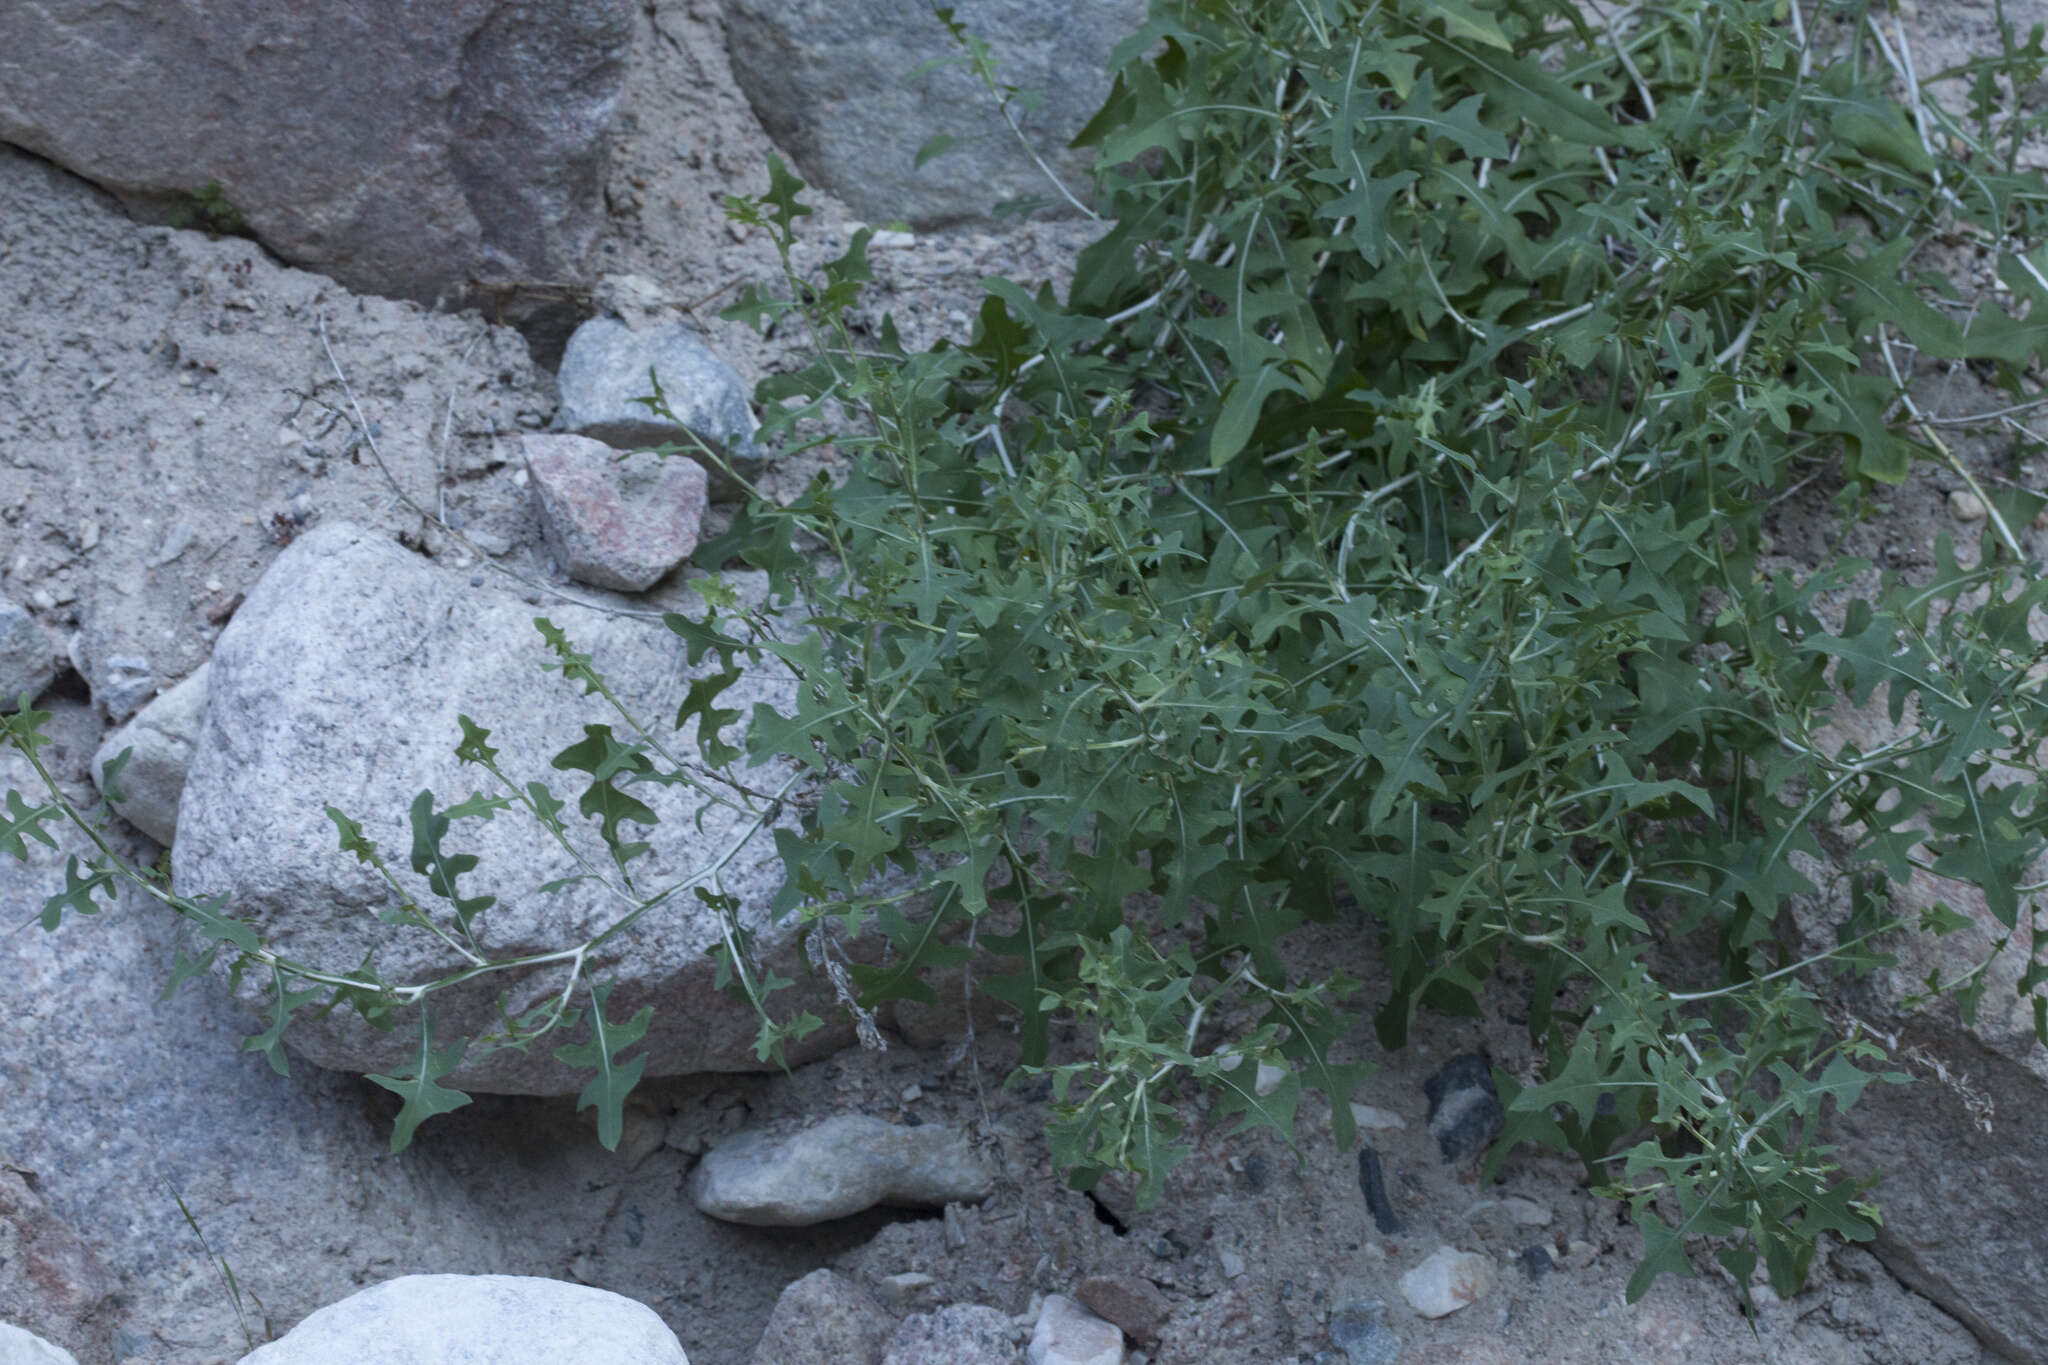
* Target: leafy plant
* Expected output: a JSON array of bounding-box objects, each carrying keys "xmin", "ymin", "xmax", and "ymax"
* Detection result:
[
  {"xmin": 165, "ymin": 180, "xmax": 249, "ymax": 239},
  {"xmin": 10, "ymin": 0, "xmax": 2048, "ymax": 1310}
]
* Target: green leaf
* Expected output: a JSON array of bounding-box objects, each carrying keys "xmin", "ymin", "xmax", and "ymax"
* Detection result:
[
  {"xmin": 915, "ymin": 132, "xmax": 963, "ymax": 168},
  {"xmin": 552, "ymin": 982, "xmax": 655, "ymax": 1151},
  {"xmin": 40, "ymin": 854, "xmax": 118, "ymax": 930},
  {"xmin": 0, "ymin": 788, "xmax": 61, "ymax": 861},
  {"xmin": 366, "ymin": 1013, "xmax": 473, "ymax": 1153}
]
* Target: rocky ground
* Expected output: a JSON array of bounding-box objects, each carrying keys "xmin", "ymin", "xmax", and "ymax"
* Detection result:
[{"xmin": 2, "ymin": 2, "xmax": 2044, "ymax": 1363}]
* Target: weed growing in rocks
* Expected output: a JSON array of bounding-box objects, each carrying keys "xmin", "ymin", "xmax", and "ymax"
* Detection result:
[{"xmin": 11, "ymin": 0, "xmax": 2048, "ymax": 1306}]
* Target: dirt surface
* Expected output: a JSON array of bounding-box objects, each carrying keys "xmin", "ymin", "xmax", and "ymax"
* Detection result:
[{"xmin": 1, "ymin": 1, "xmax": 2040, "ymax": 1362}]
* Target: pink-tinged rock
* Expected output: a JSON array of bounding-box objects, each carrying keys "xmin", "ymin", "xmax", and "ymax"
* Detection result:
[
  {"xmin": 1398, "ymin": 1246, "xmax": 1495, "ymax": 1319},
  {"xmin": 523, "ymin": 433, "xmax": 707, "ymax": 592}
]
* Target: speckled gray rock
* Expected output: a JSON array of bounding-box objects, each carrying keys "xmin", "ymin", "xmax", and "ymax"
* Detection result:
[
  {"xmin": 690, "ymin": 1115, "xmax": 994, "ymax": 1226},
  {"xmin": 0, "ymin": 1324, "xmax": 78, "ymax": 1365},
  {"xmin": 725, "ymin": 0, "xmax": 1144, "ymax": 227},
  {"xmin": 750, "ymin": 1269, "xmax": 895, "ymax": 1365},
  {"xmin": 524, "ymin": 434, "xmax": 707, "ymax": 592},
  {"xmin": 1327, "ymin": 1300, "xmax": 1400, "ymax": 1365},
  {"xmin": 0, "ymin": 603, "xmax": 52, "ymax": 712},
  {"xmin": 552, "ymin": 318, "xmax": 763, "ymax": 497},
  {"xmin": 879, "ymin": 1304, "xmax": 1016, "ymax": 1365},
  {"xmin": 90, "ymin": 663, "xmax": 208, "ymax": 845},
  {"xmin": 172, "ymin": 522, "xmax": 850, "ymax": 1093},
  {"xmin": 237, "ymin": 1275, "xmax": 687, "ymax": 1364},
  {"xmin": 0, "ymin": 2, "xmax": 630, "ymax": 316},
  {"xmin": 1027, "ymin": 1294, "xmax": 1120, "ymax": 1365}
]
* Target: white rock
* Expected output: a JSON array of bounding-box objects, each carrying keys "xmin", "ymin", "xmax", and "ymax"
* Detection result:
[
  {"xmin": 0, "ymin": 1323, "xmax": 78, "ymax": 1365},
  {"xmin": 1349, "ymin": 1102, "xmax": 1406, "ymax": 1131},
  {"xmin": 1502, "ymin": 1195, "xmax": 1552, "ymax": 1227},
  {"xmin": 91, "ymin": 663, "xmax": 208, "ymax": 845},
  {"xmin": 1398, "ymin": 1246, "xmax": 1495, "ymax": 1319},
  {"xmin": 689, "ymin": 1114, "xmax": 994, "ymax": 1226},
  {"xmin": 1027, "ymin": 1294, "xmax": 1122, "ymax": 1365},
  {"xmin": 236, "ymin": 1275, "xmax": 686, "ymax": 1364},
  {"xmin": 877, "ymin": 1271, "xmax": 937, "ymax": 1305},
  {"xmin": 1950, "ymin": 489, "xmax": 1987, "ymax": 522}
]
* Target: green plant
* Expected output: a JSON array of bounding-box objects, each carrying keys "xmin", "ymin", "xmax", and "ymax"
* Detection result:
[
  {"xmin": 164, "ymin": 180, "xmax": 248, "ymax": 239},
  {"xmin": 11, "ymin": 0, "xmax": 2048, "ymax": 1310}
]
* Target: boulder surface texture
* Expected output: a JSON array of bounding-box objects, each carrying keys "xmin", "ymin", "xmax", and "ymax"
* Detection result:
[
  {"xmin": 724, "ymin": 0, "xmax": 1144, "ymax": 226},
  {"xmin": 237, "ymin": 1275, "xmax": 687, "ymax": 1365},
  {"xmin": 0, "ymin": 1, "xmax": 631, "ymax": 311},
  {"xmin": 172, "ymin": 522, "xmax": 843, "ymax": 1092}
]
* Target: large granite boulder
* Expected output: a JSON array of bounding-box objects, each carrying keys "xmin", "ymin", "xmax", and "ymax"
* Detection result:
[
  {"xmin": 238, "ymin": 1275, "xmax": 688, "ymax": 1365},
  {"xmin": 724, "ymin": 0, "xmax": 1144, "ymax": 226},
  {"xmin": 0, "ymin": 1, "xmax": 631, "ymax": 314},
  {"xmin": 172, "ymin": 522, "xmax": 847, "ymax": 1093}
]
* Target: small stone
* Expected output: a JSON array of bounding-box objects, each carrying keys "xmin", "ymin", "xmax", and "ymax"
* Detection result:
[
  {"xmin": 870, "ymin": 229, "xmax": 918, "ymax": 249},
  {"xmin": 91, "ymin": 663, "xmax": 209, "ymax": 845},
  {"xmin": 149, "ymin": 524, "xmax": 196, "ymax": 567},
  {"xmin": 688, "ymin": 1114, "xmax": 994, "ymax": 1226},
  {"xmin": 76, "ymin": 520, "xmax": 99, "ymax": 552},
  {"xmin": 881, "ymin": 1305, "xmax": 1015, "ymax": 1365},
  {"xmin": 1501, "ymin": 1196, "xmax": 1551, "ymax": 1227},
  {"xmin": 551, "ymin": 317, "xmax": 764, "ymax": 498},
  {"xmin": 878, "ymin": 1272, "xmax": 937, "ymax": 1306},
  {"xmin": 1328, "ymin": 1299, "xmax": 1401, "ymax": 1365},
  {"xmin": 1028, "ymin": 1294, "xmax": 1122, "ymax": 1365},
  {"xmin": 902, "ymin": 1083, "xmax": 923, "ymax": 1103},
  {"xmin": 943, "ymin": 1201, "xmax": 968, "ymax": 1250},
  {"xmin": 1518, "ymin": 1246, "xmax": 1552, "ymax": 1281},
  {"xmin": 1398, "ymin": 1246, "xmax": 1496, "ymax": 1319},
  {"xmin": 93, "ymin": 656, "xmax": 157, "ymax": 723},
  {"xmin": 0, "ymin": 600, "xmax": 55, "ymax": 712},
  {"xmin": 1950, "ymin": 489, "xmax": 1987, "ymax": 522},
  {"xmin": 1075, "ymin": 1275, "xmax": 1168, "ymax": 1345},
  {"xmin": 750, "ymin": 1269, "xmax": 894, "ymax": 1365},
  {"xmin": 1422, "ymin": 1054, "xmax": 1503, "ymax": 1164},
  {"xmin": 1348, "ymin": 1103, "xmax": 1406, "ymax": 1131},
  {"xmin": 524, "ymin": 433, "xmax": 707, "ymax": 593},
  {"xmin": 1218, "ymin": 1248, "xmax": 1246, "ymax": 1280}
]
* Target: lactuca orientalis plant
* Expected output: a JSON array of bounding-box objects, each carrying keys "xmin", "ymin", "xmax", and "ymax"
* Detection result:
[{"xmin": 10, "ymin": 0, "xmax": 2048, "ymax": 1305}]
